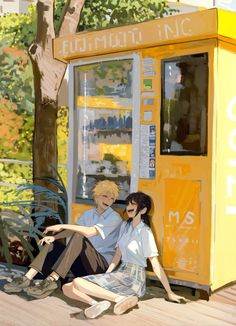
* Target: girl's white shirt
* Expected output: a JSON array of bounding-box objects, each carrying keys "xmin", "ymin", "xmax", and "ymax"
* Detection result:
[{"xmin": 116, "ymin": 220, "xmax": 159, "ymax": 267}]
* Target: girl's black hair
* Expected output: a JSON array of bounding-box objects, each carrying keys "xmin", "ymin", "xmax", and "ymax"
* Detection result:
[{"xmin": 125, "ymin": 192, "xmax": 152, "ymax": 227}]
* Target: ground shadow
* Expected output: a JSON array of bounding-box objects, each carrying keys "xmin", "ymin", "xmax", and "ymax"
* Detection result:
[{"xmin": 0, "ymin": 262, "xmax": 199, "ymax": 320}]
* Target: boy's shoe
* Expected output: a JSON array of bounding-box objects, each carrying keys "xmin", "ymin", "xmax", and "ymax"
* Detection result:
[
  {"xmin": 3, "ymin": 276, "xmax": 33, "ymax": 293},
  {"xmin": 114, "ymin": 295, "xmax": 138, "ymax": 315},
  {"xmin": 25, "ymin": 276, "xmax": 59, "ymax": 299},
  {"xmin": 84, "ymin": 301, "xmax": 111, "ymax": 319}
]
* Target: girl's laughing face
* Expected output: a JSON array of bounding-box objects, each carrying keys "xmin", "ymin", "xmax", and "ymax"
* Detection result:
[{"xmin": 126, "ymin": 200, "xmax": 138, "ymax": 218}]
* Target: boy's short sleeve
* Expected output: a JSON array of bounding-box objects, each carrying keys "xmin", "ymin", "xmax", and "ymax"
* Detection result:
[
  {"xmin": 142, "ymin": 227, "xmax": 159, "ymax": 258},
  {"xmin": 75, "ymin": 213, "xmax": 86, "ymax": 226},
  {"xmin": 95, "ymin": 213, "xmax": 122, "ymax": 239}
]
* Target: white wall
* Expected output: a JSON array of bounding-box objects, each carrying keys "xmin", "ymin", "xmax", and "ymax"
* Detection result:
[
  {"xmin": 167, "ymin": 0, "xmax": 236, "ymax": 11},
  {"xmin": 0, "ymin": 0, "xmax": 19, "ymax": 16},
  {"xmin": 0, "ymin": 0, "xmax": 35, "ymax": 16},
  {"xmin": 19, "ymin": 0, "xmax": 35, "ymax": 14},
  {"xmin": 168, "ymin": 0, "xmax": 214, "ymax": 7},
  {"xmin": 215, "ymin": 0, "xmax": 236, "ymax": 11}
]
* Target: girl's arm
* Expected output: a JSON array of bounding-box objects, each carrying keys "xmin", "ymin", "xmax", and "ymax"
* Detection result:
[
  {"xmin": 106, "ymin": 247, "xmax": 122, "ymax": 273},
  {"xmin": 149, "ymin": 256, "xmax": 189, "ymax": 303}
]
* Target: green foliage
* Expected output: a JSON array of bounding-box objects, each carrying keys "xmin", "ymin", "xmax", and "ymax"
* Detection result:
[
  {"xmin": 53, "ymin": 0, "xmax": 175, "ymax": 34},
  {"xmin": 57, "ymin": 105, "xmax": 69, "ymax": 188},
  {"xmin": 0, "ymin": 166, "xmax": 68, "ymax": 223},
  {"xmin": 0, "ymin": 41, "xmax": 34, "ymax": 113},
  {"xmin": 14, "ymin": 112, "xmax": 34, "ymax": 160},
  {"xmin": 0, "ymin": 167, "xmax": 68, "ymax": 267},
  {"xmin": 0, "ymin": 103, "xmax": 34, "ymax": 160},
  {"xmin": 0, "ymin": 5, "xmax": 37, "ymax": 49},
  {"xmin": 79, "ymin": 0, "xmax": 175, "ymax": 31},
  {"xmin": 0, "ymin": 37, "xmax": 34, "ymax": 162},
  {"xmin": 57, "ymin": 106, "xmax": 68, "ymax": 165},
  {"xmin": 0, "ymin": 104, "xmax": 68, "ymax": 205},
  {"xmin": 54, "ymin": 0, "xmax": 67, "ymax": 34},
  {"xmin": 58, "ymin": 166, "xmax": 68, "ymax": 188},
  {"xmin": 0, "ymin": 163, "xmax": 32, "ymax": 188},
  {"xmin": 0, "ymin": 186, "xmax": 33, "ymax": 207},
  {"xmin": 0, "ymin": 162, "xmax": 33, "ymax": 206},
  {"xmin": 103, "ymin": 153, "xmax": 120, "ymax": 165},
  {"xmin": 0, "ymin": 211, "xmax": 40, "ymax": 267}
]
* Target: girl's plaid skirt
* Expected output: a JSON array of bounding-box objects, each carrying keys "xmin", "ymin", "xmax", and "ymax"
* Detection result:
[{"xmin": 83, "ymin": 262, "xmax": 146, "ymax": 297}]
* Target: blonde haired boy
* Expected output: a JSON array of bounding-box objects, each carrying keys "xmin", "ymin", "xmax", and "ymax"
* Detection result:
[
  {"xmin": 93, "ymin": 180, "xmax": 119, "ymax": 198},
  {"xmin": 4, "ymin": 180, "xmax": 122, "ymax": 299}
]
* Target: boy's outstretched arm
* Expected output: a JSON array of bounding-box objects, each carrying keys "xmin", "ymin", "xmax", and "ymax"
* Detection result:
[
  {"xmin": 38, "ymin": 229, "xmax": 74, "ymax": 245},
  {"xmin": 44, "ymin": 224, "xmax": 98, "ymax": 238}
]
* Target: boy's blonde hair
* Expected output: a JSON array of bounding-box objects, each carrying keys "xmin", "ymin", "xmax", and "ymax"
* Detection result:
[{"xmin": 92, "ymin": 180, "xmax": 119, "ymax": 200}]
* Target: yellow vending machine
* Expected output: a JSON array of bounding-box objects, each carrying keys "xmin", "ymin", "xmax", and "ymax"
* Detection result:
[{"xmin": 54, "ymin": 8, "xmax": 236, "ymax": 293}]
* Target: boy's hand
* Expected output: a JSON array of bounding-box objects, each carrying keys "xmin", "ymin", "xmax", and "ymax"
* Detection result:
[
  {"xmin": 43, "ymin": 224, "xmax": 63, "ymax": 234},
  {"xmin": 38, "ymin": 236, "xmax": 55, "ymax": 245}
]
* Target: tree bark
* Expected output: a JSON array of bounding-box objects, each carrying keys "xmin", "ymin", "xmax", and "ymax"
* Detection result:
[
  {"xmin": 28, "ymin": 0, "xmax": 85, "ymax": 186},
  {"xmin": 27, "ymin": 0, "xmax": 85, "ymax": 226}
]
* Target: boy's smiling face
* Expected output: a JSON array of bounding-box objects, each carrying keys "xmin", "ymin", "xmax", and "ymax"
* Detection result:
[{"xmin": 95, "ymin": 192, "xmax": 115, "ymax": 214}]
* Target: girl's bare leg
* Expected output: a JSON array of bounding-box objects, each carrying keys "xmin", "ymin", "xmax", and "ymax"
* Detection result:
[
  {"xmin": 62, "ymin": 281, "xmax": 111, "ymax": 319},
  {"xmin": 72, "ymin": 278, "xmax": 118, "ymax": 302},
  {"xmin": 62, "ymin": 282, "xmax": 96, "ymax": 305},
  {"xmin": 63, "ymin": 278, "xmax": 138, "ymax": 318}
]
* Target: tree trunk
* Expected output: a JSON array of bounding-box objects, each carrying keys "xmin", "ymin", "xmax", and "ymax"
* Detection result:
[
  {"xmin": 28, "ymin": 0, "xmax": 85, "ymax": 185},
  {"xmin": 28, "ymin": 0, "xmax": 85, "ymax": 225}
]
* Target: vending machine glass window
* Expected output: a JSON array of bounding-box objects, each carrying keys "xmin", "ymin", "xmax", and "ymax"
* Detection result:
[
  {"xmin": 161, "ymin": 53, "xmax": 208, "ymax": 155},
  {"xmin": 74, "ymin": 59, "xmax": 134, "ymax": 201}
]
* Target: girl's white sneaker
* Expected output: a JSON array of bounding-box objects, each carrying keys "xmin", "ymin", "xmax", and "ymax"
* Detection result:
[
  {"xmin": 114, "ymin": 295, "xmax": 138, "ymax": 315},
  {"xmin": 84, "ymin": 300, "xmax": 111, "ymax": 319}
]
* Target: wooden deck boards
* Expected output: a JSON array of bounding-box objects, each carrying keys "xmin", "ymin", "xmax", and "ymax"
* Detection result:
[{"xmin": 0, "ymin": 282, "xmax": 236, "ymax": 326}]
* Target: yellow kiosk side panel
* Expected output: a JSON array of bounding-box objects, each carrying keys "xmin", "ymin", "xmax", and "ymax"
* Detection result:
[
  {"xmin": 140, "ymin": 40, "xmax": 215, "ymax": 288},
  {"xmin": 212, "ymin": 42, "xmax": 236, "ymax": 291},
  {"xmin": 218, "ymin": 9, "xmax": 236, "ymax": 43}
]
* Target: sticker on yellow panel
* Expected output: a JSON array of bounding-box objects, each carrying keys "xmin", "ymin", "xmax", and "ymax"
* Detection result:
[{"xmin": 163, "ymin": 179, "xmax": 201, "ymax": 274}]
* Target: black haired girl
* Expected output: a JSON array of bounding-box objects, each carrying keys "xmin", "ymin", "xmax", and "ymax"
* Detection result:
[{"xmin": 125, "ymin": 192, "xmax": 151, "ymax": 226}]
